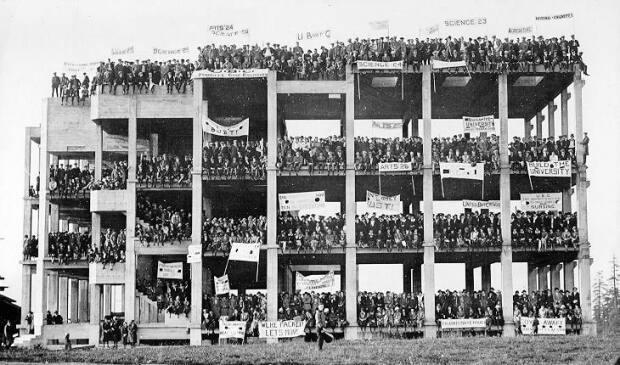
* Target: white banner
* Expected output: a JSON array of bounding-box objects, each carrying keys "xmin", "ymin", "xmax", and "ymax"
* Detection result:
[
  {"xmin": 279, "ymin": 191, "xmax": 326, "ymax": 211},
  {"xmin": 297, "ymin": 29, "xmax": 332, "ymax": 41},
  {"xmin": 366, "ymin": 191, "xmax": 401, "ymax": 212},
  {"xmin": 521, "ymin": 317, "xmax": 566, "ymax": 335},
  {"xmin": 443, "ymin": 18, "xmax": 488, "ymax": 27},
  {"xmin": 432, "ymin": 60, "xmax": 467, "ymax": 69},
  {"xmin": 209, "ymin": 24, "xmax": 250, "ymax": 37},
  {"xmin": 419, "ymin": 24, "xmax": 440, "ymax": 37},
  {"xmin": 152, "ymin": 47, "xmax": 191, "ymax": 56},
  {"xmin": 219, "ymin": 320, "xmax": 247, "ymax": 339},
  {"xmin": 535, "ymin": 13, "xmax": 574, "ymax": 21},
  {"xmin": 521, "ymin": 193, "xmax": 562, "ymax": 212},
  {"xmin": 463, "ymin": 200, "xmax": 501, "ymax": 211},
  {"xmin": 357, "ymin": 61, "xmax": 403, "ymax": 70},
  {"xmin": 296, "ymin": 271, "xmax": 335, "ymax": 293},
  {"xmin": 187, "ymin": 244, "xmax": 202, "ymax": 264},
  {"xmin": 378, "ymin": 162, "xmax": 412, "ymax": 172},
  {"xmin": 63, "ymin": 61, "xmax": 99, "ymax": 76},
  {"xmin": 463, "ymin": 116, "xmax": 495, "ymax": 133},
  {"xmin": 192, "ymin": 69, "xmax": 269, "ymax": 79},
  {"xmin": 214, "ymin": 275, "xmax": 231, "ymax": 295},
  {"xmin": 508, "ymin": 26, "xmax": 534, "ymax": 34},
  {"xmin": 372, "ymin": 120, "xmax": 403, "ymax": 129},
  {"xmin": 229, "ymin": 242, "xmax": 261, "ymax": 262},
  {"xmin": 111, "ymin": 46, "xmax": 135, "ymax": 56},
  {"xmin": 259, "ymin": 320, "xmax": 307, "ymax": 339},
  {"xmin": 157, "ymin": 261, "xmax": 183, "ymax": 280},
  {"xmin": 527, "ymin": 160, "xmax": 571, "ymax": 177},
  {"xmin": 202, "ymin": 118, "xmax": 249, "ymax": 137},
  {"xmin": 440, "ymin": 163, "xmax": 485, "ymax": 180},
  {"xmin": 440, "ymin": 318, "xmax": 487, "ymax": 329}
]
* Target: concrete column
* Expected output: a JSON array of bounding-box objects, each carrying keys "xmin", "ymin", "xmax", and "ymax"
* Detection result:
[
  {"xmin": 527, "ymin": 263, "xmax": 538, "ymax": 292},
  {"xmin": 91, "ymin": 213, "xmax": 101, "ymax": 248},
  {"xmin": 481, "ymin": 264, "xmax": 492, "ymax": 292},
  {"xmin": 562, "ymin": 189, "xmax": 572, "ymax": 213},
  {"xmin": 89, "ymin": 284, "xmax": 101, "ymax": 325},
  {"xmin": 124, "ymin": 98, "xmax": 137, "ymax": 321},
  {"xmin": 202, "ymin": 197, "xmax": 213, "ymax": 219},
  {"xmin": 402, "ymin": 118, "xmax": 409, "ymax": 138},
  {"xmin": 78, "ymin": 280, "xmax": 89, "ymax": 323},
  {"xmin": 286, "ymin": 268, "xmax": 293, "ymax": 294},
  {"xmin": 190, "ymin": 79, "xmax": 205, "ymax": 346},
  {"xmin": 547, "ymin": 102, "xmax": 557, "ymax": 138},
  {"xmin": 411, "ymin": 119, "xmax": 419, "ymax": 137},
  {"xmin": 421, "ymin": 65, "xmax": 436, "ymax": 338},
  {"xmin": 403, "ymin": 262, "xmax": 412, "ymax": 294},
  {"xmin": 24, "ymin": 128, "xmax": 32, "ymax": 199},
  {"xmin": 103, "ymin": 284, "xmax": 112, "ymax": 316},
  {"xmin": 535, "ymin": 112, "xmax": 544, "ymax": 139},
  {"xmin": 265, "ymin": 71, "xmax": 279, "ymax": 344},
  {"xmin": 47, "ymin": 271, "xmax": 59, "ymax": 312},
  {"xmin": 523, "ymin": 119, "xmax": 531, "ymax": 140},
  {"xmin": 412, "ymin": 264, "xmax": 422, "ymax": 293},
  {"xmin": 573, "ymin": 72, "xmax": 594, "ymax": 334},
  {"xmin": 560, "ymin": 89, "xmax": 570, "ymax": 136},
  {"xmin": 538, "ymin": 265, "xmax": 549, "ymax": 290},
  {"xmin": 550, "ymin": 264, "xmax": 562, "ymax": 290},
  {"xmin": 21, "ymin": 265, "xmax": 33, "ymax": 328},
  {"xmin": 34, "ymin": 99, "xmax": 50, "ymax": 335},
  {"xmin": 150, "ymin": 133, "xmax": 159, "ymax": 157},
  {"xmin": 58, "ymin": 276, "xmax": 69, "ymax": 320},
  {"xmin": 498, "ymin": 72, "xmax": 514, "ymax": 335},
  {"xmin": 465, "ymin": 263, "xmax": 474, "ymax": 292},
  {"xmin": 70, "ymin": 279, "xmax": 79, "ymax": 323},
  {"xmin": 95, "ymin": 121, "xmax": 103, "ymax": 180},
  {"xmin": 563, "ymin": 261, "xmax": 576, "ymax": 291},
  {"xmin": 344, "ymin": 65, "xmax": 358, "ymax": 340}
]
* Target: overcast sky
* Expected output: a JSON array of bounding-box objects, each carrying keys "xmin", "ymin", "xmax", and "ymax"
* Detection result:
[{"xmin": 0, "ymin": 0, "xmax": 618, "ymax": 303}]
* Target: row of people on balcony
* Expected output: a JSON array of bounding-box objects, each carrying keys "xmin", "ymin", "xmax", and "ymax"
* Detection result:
[
  {"xmin": 137, "ymin": 153, "xmax": 192, "ymax": 188},
  {"xmin": 202, "ymin": 216, "xmax": 266, "ymax": 253},
  {"xmin": 137, "ymin": 278, "xmax": 191, "ymax": 316},
  {"xmin": 278, "ymin": 213, "xmax": 346, "ymax": 253},
  {"xmin": 88, "ymin": 229, "xmax": 127, "ymax": 268},
  {"xmin": 46, "ymin": 229, "xmax": 126, "ymax": 266},
  {"xmin": 203, "ymin": 139, "xmax": 267, "ymax": 180},
  {"xmin": 513, "ymin": 289, "xmax": 583, "ymax": 330},
  {"xmin": 136, "ymin": 195, "xmax": 192, "ymax": 245}
]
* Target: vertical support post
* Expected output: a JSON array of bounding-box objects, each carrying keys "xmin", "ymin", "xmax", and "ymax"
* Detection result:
[
  {"xmin": 91, "ymin": 213, "xmax": 101, "ymax": 247},
  {"xmin": 95, "ymin": 121, "xmax": 103, "ymax": 180},
  {"xmin": 266, "ymin": 71, "xmax": 279, "ymax": 343},
  {"xmin": 411, "ymin": 118, "xmax": 419, "ymax": 137},
  {"xmin": 412, "ymin": 263, "xmax": 422, "ymax": 293},
  {"xmin": 523, "ymin": 119, "xmax": 531, "ymax": 140},
  {"xmin": 402, "ymin": 117, "xmax": 409, "ymax": 138},
  {"xmin": 498, "ymin": 72, "xmax": 514, "ymax": 336},
  {"xmin": 535, "ymin": 112, "xmax": 544, "ymax": 139},
  {"xmin": 150, "ymin": 133, "xmax": 159, "ymax": 157},
  {"xmin": 78, "ymin": 279, "xmax": 89, "ymax": 323},
  {"xmin": 34, "ymin": 99, "xmax": 50, "ymax": 335},
  {"xmin": 547, "ymin": 102, "xmax": 557, "ymax": 138},
  {"xmin": 344, "ymin": 65, "xmax": 358, "ymax": 340},
  {"xmin": 402, "ymin": 261, "xmax": 412, "ymax": 294},
  {"xmin": 47, "ymin": 271, "xmax": 59, "ymax": 313},
  {"xmin": 103, "ymin": 285, "xmax": 112, "ymax": 317},
  {"xmin": 421, "ymin": 65, "xmax": 436, "ymax": 338},
  {"xmin": 70, "ymin": 279, "xmax": 79, "ymax": 323},
  {"xmin": 538, "ymin": 265, "xmax": 549, "ymax": 290},
  {"xmin": 21, "ymin": 265, "xmax": 33, "ymax": 328},
  {"xmin": 50, "ymin": 204, "xmax": 59, "ymax": 233},
  {"xmin": 560, "ymin": 89, "xmax": 570, "ymax": 137},
  {"xmin": 563, "ymin": 261, "xmax": 576, "ymax": 291},
  {"xmin": 124, "ymin": 97, "xmax": 137, "ymax": 322},
  {"xmin": 190, "ymin": 78, "xmax": 205, "ymax": 346},
  {"xmin": 573, "ymin": 72, "xmax": 595, "ymax": 334},
  {"xmin": 481, "ymin": 264, "xmax": 492, "ymax": 292},
  {"xmin": 562, "ymin": 189, "xmax": 572, "ymax": 213},
  {"xmin": 24, "ymin": 128, "xmax": 32, "ymax": 199},
  {"xmin": 465, "ymin": 263, "xmax": 474, "ymax": 292},
  {"xmin": 527, "ymin": 263, "xmax": 538, "ymax": 293},
  {"xmin": 550, "ymin": 264, "xmax": 562, "ymax": 290},
  {"xmin": 89, "ymin": 283, "xmax": 101, "ymax": 344},
  {"xmin": 58, "ymin": 276, "xmax": 68, "ymax": 320}
]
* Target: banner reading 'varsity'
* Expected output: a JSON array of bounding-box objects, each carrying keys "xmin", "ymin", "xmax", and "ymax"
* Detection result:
[
  {"xmin": 463, "ymin": 116, "xmax": 495, "ymax": 133},
  {"xmin": 279, "ymin": 191, "xmax": 326, "ymax": 211},
  {"xmin": 296, "ymin": 271, "xmax": 335, "ymax": 293},
  {"xmin": 202, "ymin": 118, "xmax": 249, "ymax": 137},
  {"xmin": 259, "ymin": 320, "xmax": 307, "ymax": 339}
]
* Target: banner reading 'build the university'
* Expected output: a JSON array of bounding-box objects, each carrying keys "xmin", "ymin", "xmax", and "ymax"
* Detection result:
[
  {"xmin": 463, "ymin": 116, "xmax": 495, "ymax": 133},
  {"xmin": 527, "ymin": 160, "xmax": 571, "ymax": 177}
]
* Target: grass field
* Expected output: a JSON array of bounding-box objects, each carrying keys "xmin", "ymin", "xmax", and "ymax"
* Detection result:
[{"xmin": 1, "ymin": 335, "xmax": 619, "ymax": 364}]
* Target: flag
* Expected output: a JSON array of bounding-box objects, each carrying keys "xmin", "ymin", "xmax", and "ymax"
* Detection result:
[{"xmin": 439, "ymin": 163, "xmax": 484, "ymax": 180}]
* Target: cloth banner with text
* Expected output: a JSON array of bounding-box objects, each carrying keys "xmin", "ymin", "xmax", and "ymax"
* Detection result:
[
  {"xmin": 440, "ymin": 163, "xmax": 485, "ymax": 180},
  {"xmin": 63, "ymin": 62, "xmax": 100, "ymax": 77},
  {"xmin": 153, "ymin": 47, "xmax": 190, "ymax": 57},
  {"xmin": 520, "ymin": 193, "xmax": 562, "ymax": 212},
  {"xmin": 432, "ymin": 60, "xmax": 467, "ymax": 70},
  {"xmin": 463, "ymin": 200, "xmax": 501, "ymax": 211},
  {"xmin": 378, "ymin": 162, "xmax": 412, "ymax": 173},
  {"xmin": 366, "ymin": 191, "xmax": 401, "ymax": 212},
  {"xmin": 440, "ymin": 318, "xmax": 487, "ymax": 329},
  {"xmin": 229, "ymin": 242, "xmax": 260, "ymax": 262},
  {"xmin": 219, "ymin": 320, "xmax": 247, "ymax": 339},
  {"xmin": 520, "ymin": 317, "xmax": 566, "ymax": 335},
  {"xmin": 508, "ymin": 26, "xmax": 534, "ymax": 35},
  {"xmin": 202, "ymin": 118, "xmax": 249, "ymax": 137},
  {"xmin": 463, "ymin": 116, "xmax": 495, "ymax": 133},
  {"xmin": 259, "ymin": 320, "xmax": 307, "ymax": 339},
  {"xmin": 357, "ymin": 61, "xmax": 403, "ymax": 70},
  {"xmin": 297, "ymin": 29, "xmax": 331, "ymax": 42},
  {"xmin": 187, "ymin": 244, "xmax": 202, "ymax": 263},
  {"xmin": 279, "ymin": 191, "xmax": 326, "ymax": 211},
  {"xmin": 157, "ymin": 261, "xmax": 183, "ymax": 280},
  {"xmin": 111, "ymin": 46, "xmax": 135, "ymax": 57},
  {"xmin": 209, "ymin": 24, "xmax": 250, "ymax": 38},
  {"xmin": 295, "ymin": 271, "xmax": 335, "ymax": 293},
  {"xmin": 192, "ymin": 69, "xmax": 269, "ymax": 79},
  {"xmin": 214, "ymin": 274, "xmax": 231, "ymax": 295},
  {"xmin": 372, "ymin": 120, "xmax": 403, "ymax": 129},
  {"xmin": 527, "ymin": 160, "xmax": 571, "ymax": 177}
]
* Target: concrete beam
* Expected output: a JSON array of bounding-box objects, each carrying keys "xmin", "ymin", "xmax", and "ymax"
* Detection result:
[{"xmin": 276, "ymin": 80, "xmax": 346, "ymax": 94}]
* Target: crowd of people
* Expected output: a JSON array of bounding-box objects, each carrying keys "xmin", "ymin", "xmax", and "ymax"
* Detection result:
[
  {"xmin": 41, "ymin": 162, "xmax": 127, "ymax": 199},
  {"xmin": 278, "ymin": 213, "xmax": 346, "ymax": 253},
  {"xmin": 512, "ymin": 211, "xmax": 578, "ymax": 250},
  {"xmin": 48, "ymin": 231, "xmax": 91, "ymax": 264},
  {"xmin": 101, "ymin": 317, "xmax": 138, "ymax": 348},
  {"xmin": 135, "ymin": 195, "xmax": 192, "ymax": 245},
  {"xmin": 45, "ymin": 229, "xmax": 127, "ymax": 266},
  {"xmin": 88, "ymin": 229, "xmax": 127, "ymax": 268},
  {"xmin": 93, "ymin": 161, "xmax": 128, "ymax": 190},
  {"xmin": 355, "ymin": 213, "xmax": 425, "ymax": 250},
  {"xmin": 434, "ymin": 289, "xmax": 504, "ymax": 327},
  {"xmin": 433, "ymin": 212, "xmax": 502, "ymax": 250},
  {"xmin": 513, "ymin": 288, "xmax": 582, "ymax": 331},
  {"xmin": 51, "ymin": 72, "xmax": 90, "ymax": 105},
  {"xmin": 138, "ymin": 153, "xmax": 192, "ymax": 188},
  {"xmin": 203, "ymin": 139, "xmax": 267, "ymax": 180},
  {"xmin": 203, "ymin": 216, "xmax": 266, "ymax": 253},
  {"xmin": 277, "ymin": 136, "xmax": 346, "ymax": 175},
  {"xmin": 509, "ymin": 135, "xmax": 583, "ymax": 171},
  {"xmin": 137, "ymin": 279, "xmax": 191, "ymax": 316},
  {"xmin": 22, "ymin": 235, "xmax": 39, "ymax": 260},
  {"xmin": 357, "ymin": 291, "xmax": 425, "ymax": 334}
]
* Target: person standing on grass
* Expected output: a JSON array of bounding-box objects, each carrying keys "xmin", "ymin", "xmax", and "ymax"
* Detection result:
[{"xmin": 315, "ymin": 304, "xmax": 327, "ymax": 350}]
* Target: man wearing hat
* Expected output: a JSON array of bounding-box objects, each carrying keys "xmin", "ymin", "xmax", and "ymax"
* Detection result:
[
  {"xmin": 51, "ymin": 72, "xmax": 60, "ymax": 97},
  {"xmin": 315, "ymin": 303, "xmax": 327, "ymax": 350}
]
